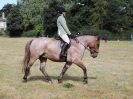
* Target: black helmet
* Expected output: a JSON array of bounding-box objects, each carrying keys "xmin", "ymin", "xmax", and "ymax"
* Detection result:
[{"xmin": 57, "ymin": 7, "xmax": 67, "ymax": 14}]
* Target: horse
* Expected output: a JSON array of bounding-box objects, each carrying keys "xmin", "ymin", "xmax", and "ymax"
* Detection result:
[{"xmin": 22, "ymin": 35, "xmax": 100, "ymax": 84}]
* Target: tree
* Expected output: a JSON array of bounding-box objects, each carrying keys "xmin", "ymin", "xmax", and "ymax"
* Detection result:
[
  {"xmin": 20, "ymin": 0, "xmax": 46, "ymax": 31},
  {"xmin": 66, "ymin": 0, "xmax": 94, "ymax": 33},
  {"xmin": 35, "ymin": 24, "xmax": 44, "ymax": 37},
  {"xmin": 20, "ymin": 0, "xmax": 75, "ymax": 36},
  {"xmin": 42, "ymin": 1, "xmax": 59, "ymax": 36},
  {"xmin": 7, "ymin": 5, "xmax": 23, "ymax": 37},
  {"xmin": 127, "ymin": 0, "xmax": 133, "ymax": 28},
  {"xmin": 0, "ymin": 4, "xmax": 15, "ymax": 17},
  {"xmin": 89, "ymin": 0, "xmax": 108, "ymax": 30},
  {"xmin": 17, "ymin": 0, "xmax": 133, "ymax": 39},
  {"xmin": 104, "ymin": 0, "xmax": 129, "ymax": 32}
]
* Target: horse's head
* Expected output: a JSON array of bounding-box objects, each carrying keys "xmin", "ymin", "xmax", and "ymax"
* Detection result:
[{"xmin": 87, "ymin": 36, "xmax": 100, "ymax": 58}]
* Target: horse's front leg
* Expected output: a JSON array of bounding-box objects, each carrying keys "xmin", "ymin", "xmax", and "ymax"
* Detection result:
[
  {"xmin": 39, "ymin": 57, "xmax": 52, "ymax": 84},
  {"xmin": 58, "ymin": 62, "xmax": 72, "ymax": 83},
  {"xmin": 73, "ymin": 59, "xmax": 88, "ymax": 84}
]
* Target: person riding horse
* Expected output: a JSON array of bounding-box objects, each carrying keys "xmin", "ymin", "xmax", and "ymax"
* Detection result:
[
  {"xmin": 22, "ymin": 7, "xmax": 100, "ymax": 84},
  {"xmin": 57, "ymin": 7, "xmax": 71, "ymax": 59}
]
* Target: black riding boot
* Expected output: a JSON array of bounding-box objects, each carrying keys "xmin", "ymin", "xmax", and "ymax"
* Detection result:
[{"xmin": 60, "ymin": 42, "xmax": 69, "ymax": 58}]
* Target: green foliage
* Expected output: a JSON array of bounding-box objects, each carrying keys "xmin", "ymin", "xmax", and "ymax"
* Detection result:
[
  {"xmin": 0, "ymin": 30, "xmax": 8, "ymax": 36},
  {"xmin": 42, "ymin": 0, "xmax": 74, "ymax": 37},
  {"xmin": 35, "ymin": 24, "xmax": 44, "ymax": 37},
  {"xmin": 104, "ymin": 0, "xmax": 129, "ymax": 32},
  {"xmin": 42, "ymin": 1, "xmax": 59, "ymax": 37},
  {"xmin": 121, "ymin": 29, "xmax": 133, "ymax": 40},
  {"xmin": 67, "ymin": 3, "xmax": 89, "ymax": 34},
  {"xmin": 22, "ymin": 30, "xmax": 38, "ymax": 37},
  {"xmin": 7, "ymin": 5, "xmax": 23, "ymax": 37},
  {"xmin": 90, "ymin": 0, "xmax": 108, "ymax": 30},
  {"xmin": 35, "ymin": 24, "xmax": 44, "ymax": 33},
  {"xmin": 2, "ymin": 0, "xmax": 133, "ymax": 39},
  {"xmin": 0, "ymin": 4, "xmax": 15, "ymax": 17},
  {"xmin": 127, "ymin": 0, "xmax": 133, "ymax": 28},
  {"xmin": 80, "ymin": 27, "xmax": 114, "ymax": 40},
  {"xmin": 20, "ymin": 0, "xmax": 46, "ymax": 31},
  {"xmin": 63, "ymin": 83, "xmax": 74, "ymax": 88}
]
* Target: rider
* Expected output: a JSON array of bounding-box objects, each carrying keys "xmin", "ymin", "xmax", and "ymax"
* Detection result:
[{"xmin": 57, "ymin": 7, "xmax": 71, "ymax": 58}]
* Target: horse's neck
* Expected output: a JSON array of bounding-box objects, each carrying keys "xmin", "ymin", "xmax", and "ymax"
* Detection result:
[{"xmin": 77, "ymin": 36, "xmax": 89, "ymax": 46}]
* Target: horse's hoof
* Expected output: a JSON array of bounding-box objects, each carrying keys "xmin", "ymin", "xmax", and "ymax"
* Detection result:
[
  {"xmin": 83, "ymin": 80, "xmax": 88, "ymax": 84},
  {"xmin": 22, "ymin": 79, "xmax": 27, "ymax": 83},
  {"xmin": 58, "ymin": 79, "xmax": 63, "ymax": 84},
  {"xmin": 83, "ymin": 82, "xmax": 88, "ymax": 84},
  {"xmin": 48, "ymin": 81, "xmax": 53, "ymax": 85},
  {"xmin": 23, "ymin": 76, "xmax": 27, "ymax": 83}
]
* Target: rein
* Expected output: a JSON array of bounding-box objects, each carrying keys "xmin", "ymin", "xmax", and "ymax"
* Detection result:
[{"xmin": 74, "ymin": 38, "xmax": 90, "ymax": 51}]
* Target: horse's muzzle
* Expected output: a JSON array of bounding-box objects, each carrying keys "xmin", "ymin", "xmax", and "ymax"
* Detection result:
[{"xmin": 91, "ymin": 53, "xmax": 98, "ymax": 58}]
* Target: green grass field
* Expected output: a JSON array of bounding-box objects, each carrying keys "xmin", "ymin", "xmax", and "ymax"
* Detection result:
[{"xmin": 0, "ymin": 37, "xmax": 133, "ymax": 99}]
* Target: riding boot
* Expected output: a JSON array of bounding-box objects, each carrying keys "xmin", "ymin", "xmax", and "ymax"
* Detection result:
[{"xmin": 60, "ymin": 42, "xmax": 69, "ymax": 58}]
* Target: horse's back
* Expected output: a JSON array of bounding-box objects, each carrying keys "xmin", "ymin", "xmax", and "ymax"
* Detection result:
[{"xmin": 30, "ymin": 37, "xmax": 61, "ymax": 59}]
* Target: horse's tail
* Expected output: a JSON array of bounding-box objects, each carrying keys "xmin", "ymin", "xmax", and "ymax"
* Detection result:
[{"xmin": 22, "ymin": 39, "xmax": 33, "ymax": 72}]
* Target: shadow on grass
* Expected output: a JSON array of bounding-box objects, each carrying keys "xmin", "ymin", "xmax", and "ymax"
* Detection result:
[{"xmin": 28, "ymin": 74, "xmax": 97, "ymax": 82}]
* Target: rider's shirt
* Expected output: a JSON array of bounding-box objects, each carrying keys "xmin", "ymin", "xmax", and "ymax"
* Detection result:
[{"xmin": 57, "ymin": 15, "xmax": 71, "ymax": 36}]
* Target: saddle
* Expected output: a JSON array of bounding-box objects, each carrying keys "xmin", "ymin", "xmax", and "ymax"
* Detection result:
[
  {"xmin": 54, "ymin": 36, "xmax": 66, "ymax": 47},
  {"xmin": 54, "ymin": 35, "xmax": 79, "ymax": 61},
  {"xmin": 54, "ymin": 35, "xmax": 79, "ymax": 43}
]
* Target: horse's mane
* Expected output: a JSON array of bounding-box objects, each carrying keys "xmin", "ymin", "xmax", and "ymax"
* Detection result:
[
  {"xmin": 76, "ymin": 35, "xmax": 100, "ymax": 41},
  {"xmin": 39, "ymin": 35, "xmax": 100, "ymax": 42}
]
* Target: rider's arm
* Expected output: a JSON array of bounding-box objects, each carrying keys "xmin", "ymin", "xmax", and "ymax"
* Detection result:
[{"xmin": 59, "ymin": 16, "xmax": 71, "ymax": 35}]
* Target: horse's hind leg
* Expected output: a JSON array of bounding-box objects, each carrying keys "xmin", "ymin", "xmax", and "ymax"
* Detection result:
[
  {"xmin": 58, "ymin": 62, "xmax": 72, "ymax": 83},
  {"xmin": 73, "ymin": 59, "xmax": 88, "ymax": 84},
  {"xmin": 23, "ymin": 58, "xmax": 36, "ymax": 82},
  {"xmin": 39, "ymin": 57, "xmax": 52, "ymax": 84}
]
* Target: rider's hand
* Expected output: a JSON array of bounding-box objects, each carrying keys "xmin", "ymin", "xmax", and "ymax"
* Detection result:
[
  {"xmin": 68, "ymin": 34, "xmax": 71, "ymax": 38},
  {"xmin": 69, "ymin": 34, "xmax": 75, "ymax": 39}
]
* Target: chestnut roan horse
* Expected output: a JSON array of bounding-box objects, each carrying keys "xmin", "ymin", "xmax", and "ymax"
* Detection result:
[{"xmin": 23, "ymin": 35, "xmax": 100, "ymax": 84}]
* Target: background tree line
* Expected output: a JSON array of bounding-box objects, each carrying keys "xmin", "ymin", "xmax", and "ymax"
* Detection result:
[{"xmin": 0, "ymin": 0, "xmax": 133, "ymax": 40}]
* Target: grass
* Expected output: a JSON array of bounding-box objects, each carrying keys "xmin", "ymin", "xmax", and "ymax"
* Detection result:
[
  {"xmin": 0, "ymin": 37, "xmax": 133, "ymax": 99},
  {"xmin": 63, "ymin": 83, "xmax": 74, "ymax": 88}
]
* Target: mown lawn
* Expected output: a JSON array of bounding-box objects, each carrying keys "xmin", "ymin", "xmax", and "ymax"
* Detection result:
[{"xmin": 0, "ymin": 37, "xmax": 133, "ymax": 99}]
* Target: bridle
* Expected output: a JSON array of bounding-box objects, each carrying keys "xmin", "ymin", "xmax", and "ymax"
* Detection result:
[
  {"xmin": 72, "ymin": 36, "xmax": 99, "ymax": 54},
  {"xmin": 74, "ymin": 38, "xmax": 90, "ymax": 51}
]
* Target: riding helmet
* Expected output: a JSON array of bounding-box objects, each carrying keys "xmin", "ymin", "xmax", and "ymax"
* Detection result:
[{"xmin": 57, "ymin": 7, "xmax": 67, "ymax": 14}]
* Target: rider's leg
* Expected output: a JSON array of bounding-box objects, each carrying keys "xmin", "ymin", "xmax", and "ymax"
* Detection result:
[
  {"xmin": 60, "ymin": 34, "xmax": 70, "ymax": 58},
  {"xmin": 60, "ymin": 34, "xmax": 70, "ymax": 44}
]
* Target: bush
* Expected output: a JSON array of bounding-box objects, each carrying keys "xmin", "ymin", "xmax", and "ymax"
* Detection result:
[
  {"xmin": 0, "ymin": 30, "xmax": 8, "ymax": 36},
  {"xmin": 22, "ymin": 30, "xmax": 38, "ymax": 37},
  {"xmin": 121, "ymin": 29, "xmax": 133, "ymax": 40},
  {"xmin": 79, "ymin": 27, "xmax": 133, "ymax": 40},
  {"xmin": 7, "ymin": 5, "xmax": 23, "ymax": 37},
  {"xmin": 79, "ymin": 28, "xmax": 113, "ymax": 40}
]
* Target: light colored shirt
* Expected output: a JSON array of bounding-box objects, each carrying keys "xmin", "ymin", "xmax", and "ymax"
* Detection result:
[{"xmin": 57, "ymin": 15, "xmax": 71, "ymax": 36}]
